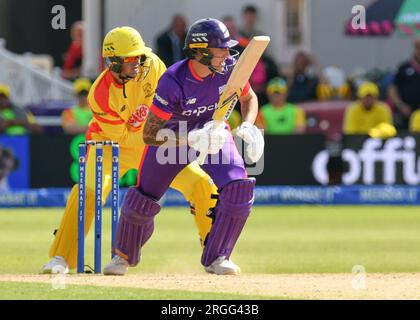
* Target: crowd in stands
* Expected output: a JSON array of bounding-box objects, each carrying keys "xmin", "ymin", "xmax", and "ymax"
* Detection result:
[{"xmin": 1, "ymin": 5, "xmax": 420, "ymax": 140}]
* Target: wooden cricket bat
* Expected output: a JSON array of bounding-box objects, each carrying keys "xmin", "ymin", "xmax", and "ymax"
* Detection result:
[{"xmin": 197, "ymin": 35, "xmax": 271, "ymax": 165}]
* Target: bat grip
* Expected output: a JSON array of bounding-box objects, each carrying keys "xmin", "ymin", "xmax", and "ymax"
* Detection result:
[{"xmin": 196, "ymin": 150, "xmax": 208, "ymax": 165}]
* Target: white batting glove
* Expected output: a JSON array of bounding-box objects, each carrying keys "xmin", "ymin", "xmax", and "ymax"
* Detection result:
[
  {"xmin": 235, "ymin": 121, "xmax": 264, "ymax": 163},
  {"xmin": 188, "ymin": 121, "xmax": 228, "ymax": 155}
]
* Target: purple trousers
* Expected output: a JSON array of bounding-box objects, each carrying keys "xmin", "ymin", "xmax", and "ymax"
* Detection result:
[{"xmin": 137, "ymin": 132, "xmax": 247, "ymax": 198}]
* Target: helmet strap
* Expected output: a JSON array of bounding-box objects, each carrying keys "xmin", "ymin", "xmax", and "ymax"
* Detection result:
[
  {"xmin": 189, "ymin": 48, "xmax": 236, "ymax": 75},
  {"xmin": 106, "ymin": 56, "xmax": 136, "ymax": 98}
]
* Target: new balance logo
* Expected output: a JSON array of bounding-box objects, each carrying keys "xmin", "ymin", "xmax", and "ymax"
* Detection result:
[{"xmin": 186, "ymin": 98, "xmax": 197, "ymax": 105}]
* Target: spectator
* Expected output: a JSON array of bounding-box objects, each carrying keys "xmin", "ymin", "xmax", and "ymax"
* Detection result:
[
  {"xmin": 239, "ymin": 5, "xmax": 265, "ymax": 42},
  {"xmin": 316, "ymin": 66, "xmax": 351, "ymax": 101},
  {"xmin": 155, "ymin": 14, "xmax": 187, "ymax": 67},
  {"xmin": 287, "ymin": 51, "xmax": 319, "ymax": 103},
  {"xmin": 61, "ymin": 78, "xmax": 92, "ymax": 135},
  {"xmin": 0, "ymin": 84, "xmax": 43, "ymax": 135},
  {"xmin": 388, "ymin": 37, "xmax": 420, "ymax": 130},
  {"xmin": 343, "ymin": 82, "xmax": 392, "ymax": 135},
  {"xmin": 223, "ymin": 15, "xmax": 279, "ymax": 113},
  {"xmin": 235, "ymin": 9, "xmax": 279, "ymax": 106},
  {"xmin": 409, "ymin": 109, "xmax": 420, "ymax": 133},
  {"xmin": 255, "ymin": 78, "xmax": 306, "ymax": 134},
  {"xmin": 62, "ymin": 21, "xmax": 84, "ymax": 80}
]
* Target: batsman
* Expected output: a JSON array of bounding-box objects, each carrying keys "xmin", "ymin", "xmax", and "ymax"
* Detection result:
[
  {"xmin": 104, "ymin": 18, "xmax": 265, "ymax": 275},
  {"xmin": 41, "ymin": 26, "xmax": 218, "ymax": 273}
]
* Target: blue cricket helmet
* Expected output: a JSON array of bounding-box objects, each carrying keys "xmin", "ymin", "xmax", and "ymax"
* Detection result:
[{"xmin": 184, "ymin": 18, "xmax": 238, "ymax": 50}]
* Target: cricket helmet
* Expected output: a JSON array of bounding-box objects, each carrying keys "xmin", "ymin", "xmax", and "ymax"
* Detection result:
[
  {"xmin": 102, "ymin": 26, "xmax": 152, "ymax": 97},
  {"xmin": 184, "ymin": 18, "xmax": 238, "ymax": 51},
  {"xmin": 184, "ymin": 18, "xmax": 239, "ymax": 74},
  {"xmin": 102, "ymin": 26, "xmax": 151, "ymax": 58}
]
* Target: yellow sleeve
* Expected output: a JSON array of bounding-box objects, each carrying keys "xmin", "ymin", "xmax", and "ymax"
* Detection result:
[
  {"xmin": 154, "ymin": 54, "xmax": 167, "ymax": 78},
  {"xmin": 295, "ymin": 107, "xmax": 306, "ymax": 127},
  {"xmin": 380, "ymin": 104, "xmax": 393, "ymax": 125},
  {"xmin": 94, "ymin": 120, "xmax": 143, "ymax": 147},
  {"xmin": 343, "ymin": 103, "xmax": 358, "ymax": 134},
  {"xmin": 88, "ymin": 57, "xmax": 167, "ymax": 148},
  {"xmin": 410, "ymin": 111, "xmax": 420, "ymax": 132},
  {"xmin": 88, "ymin": 95, "xmax": 144, "ymax": 147}
]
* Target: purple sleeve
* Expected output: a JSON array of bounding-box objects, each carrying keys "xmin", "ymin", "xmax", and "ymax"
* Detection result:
[{"xmin": 150, "ymin": 74, "xmax": 180, "ymax": 120}]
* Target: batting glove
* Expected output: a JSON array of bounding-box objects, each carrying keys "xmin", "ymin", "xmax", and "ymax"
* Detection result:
[
  {"xmin": 235, "ymin": 121, "xmax": 264, "ymax": 163},
  {"xmin": 188, "ymin": 121, "xmax": 228, "ymax": 155}
]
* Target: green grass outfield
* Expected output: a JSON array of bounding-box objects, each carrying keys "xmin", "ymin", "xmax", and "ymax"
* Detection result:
[{"xmin": 1, "ymin": 206, "xmax": 420, "ymax": 299}]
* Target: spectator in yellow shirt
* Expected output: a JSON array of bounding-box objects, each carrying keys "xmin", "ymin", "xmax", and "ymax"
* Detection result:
[
  {"xmin": 343, "ymin": 81, "xmax": 392, "ymax": 135},
  {"xmin": 409, "ymin": 110, "xmax": 420, "ymax": 133},
  {"xmin": 61, "ymin": 78, "xmax": 92, "ymax": 134}
]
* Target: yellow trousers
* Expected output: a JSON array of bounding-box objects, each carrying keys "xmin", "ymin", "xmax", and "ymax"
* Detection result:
[{"xmin": 49, "ymin": 141, "xmax": 217, "ymax": 270}]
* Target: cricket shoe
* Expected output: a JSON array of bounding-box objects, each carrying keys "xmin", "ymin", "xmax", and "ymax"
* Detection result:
[
  {"xmin": 103, "ymin": 255, "xmax": 129, "ymax": 275},
  {"xmin": 204, "ymin": 256, "xmax": 241, "ymax": 275},
  {"xmin": 40, "ymin": 256, "xmax": 69, "ymax": 274}
]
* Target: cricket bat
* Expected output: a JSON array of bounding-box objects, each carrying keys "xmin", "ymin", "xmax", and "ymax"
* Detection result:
[{"xmin": 197, "ymin": 35, "xmax": 271, "ymax": 165}]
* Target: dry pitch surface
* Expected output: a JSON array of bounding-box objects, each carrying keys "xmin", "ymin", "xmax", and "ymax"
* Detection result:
[{"xmin": 1, "ymin": 272, "xmax": 420, "ymax": 300}]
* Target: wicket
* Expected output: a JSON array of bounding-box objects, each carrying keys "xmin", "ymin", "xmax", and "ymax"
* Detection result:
[{"xmin": 77, "ymin": 140, "xmax": 120, "ymax": 274}]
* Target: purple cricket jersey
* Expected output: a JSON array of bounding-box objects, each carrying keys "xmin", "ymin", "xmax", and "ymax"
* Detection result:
[
  {"xmin": 150, "ymin": 59, "xmax": 250, "ymax": 132},
  {"xmin": 138, "ymin": 58, "xmax": 251, "ymax": 197}
]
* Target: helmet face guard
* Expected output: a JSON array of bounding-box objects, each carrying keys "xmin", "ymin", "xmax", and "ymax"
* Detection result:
[
  {"xmin": 105, "ymin": 54, "xmax": 151, "ymax": 81},
  {"xmin": 186, "ymin": 48, "xmax": 239, "ymax": 74},
  {"xmin": 184, "ymin": 18, "xmax": 239, "ymax": 74}
]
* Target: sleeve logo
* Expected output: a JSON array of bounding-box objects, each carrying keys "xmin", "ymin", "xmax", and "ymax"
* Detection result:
[
  {"xmin": 127, "ymin": 105, "xmax": 149, "ymax": 128},
  {"xmin": 155, "ymin": 93, "xmax": 168, "ymax": 106}
]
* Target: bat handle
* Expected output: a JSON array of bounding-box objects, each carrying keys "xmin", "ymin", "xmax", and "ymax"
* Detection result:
[{"xmin": 196, "ymin": 149, "xmax": 208, "ymax": 165}]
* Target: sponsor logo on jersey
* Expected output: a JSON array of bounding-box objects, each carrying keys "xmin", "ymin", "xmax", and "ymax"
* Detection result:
[
  {"xmin": 127, "ymin": 105, "xmax": 149, "ymax": 128},
  {"xmin": 155, "ymin": 93, "xmax": 168, "ymax": 106},
  {"xmin": 219, "ymin": 85, "xmax": 226, "ymax": 95},
  {"xmin": 143, "ymin": 83, "xmax": 154, "ymax": 98},
  {"xmin": 182, "ymin": 103, "xmax": 217, "ymax": 117},
  {"xmin": 93, "ymin": 111, "xmax": 107, "ymax": 116}
]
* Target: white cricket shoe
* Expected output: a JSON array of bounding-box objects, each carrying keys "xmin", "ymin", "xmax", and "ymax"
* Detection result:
[
  {"xmin": 204, "ymin": 256, "xmax": 241, "ymax": 275},
  {"xmin": 103, "ymin": 255, "xmax": 129, "ymax": 276},
  {"xmin": 40, "ymin": 256, "xmax": 69, "ymax": 274}
]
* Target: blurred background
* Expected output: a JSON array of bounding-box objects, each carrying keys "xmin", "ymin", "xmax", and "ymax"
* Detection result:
[{"xmin": 1, "ymin": 0, "xmax": 420, "ymax": 206}]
